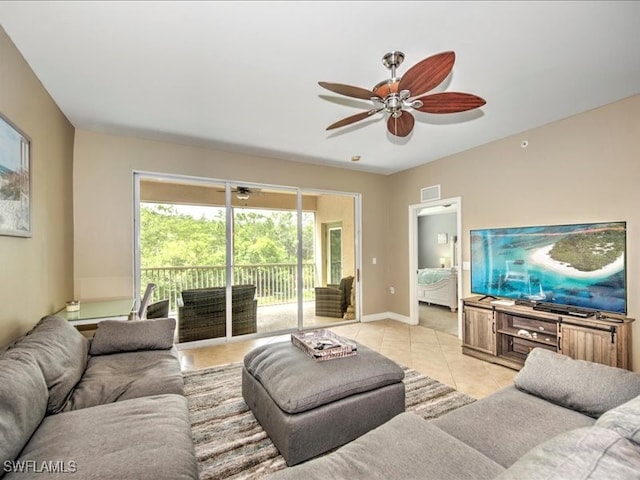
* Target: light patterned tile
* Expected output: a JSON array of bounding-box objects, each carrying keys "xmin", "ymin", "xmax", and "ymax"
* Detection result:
[
  {"xmin": 180, "ymin": 320, "xmax": 507, "ymax": 399},
  {"xmin": 435, "ymin": 331, "xmax": 462, "ymax": 346},
  {"xmin": 410, "ymin": 329, "xmax": 440, "ymax": 346},
  {"xmin": 411, "ymin": 347, "xmax": 450, "ymax": 369}
]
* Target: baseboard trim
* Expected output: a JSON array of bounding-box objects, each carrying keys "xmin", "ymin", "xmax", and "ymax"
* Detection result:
[{"xmin": 361, "ymin": 312, "xmax": 416, "ymax": 325}]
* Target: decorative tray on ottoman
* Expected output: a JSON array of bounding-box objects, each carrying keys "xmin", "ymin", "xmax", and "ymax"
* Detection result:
[{"xmin": 291, "ymin": 329, "xmax": 357, "ymax": 361}]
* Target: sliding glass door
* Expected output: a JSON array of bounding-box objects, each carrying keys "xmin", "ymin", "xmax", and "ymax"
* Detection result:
[
  {"xmin": 137, "ymin": 177, "xmax": 228, "ymax": 343},
  {"xmin": 134, "ymin": 173, "xmax": 360, "ymax": 344},
  {"xmin": 231, "ymin": 184, "xmax": 300, "ymax": 336}
]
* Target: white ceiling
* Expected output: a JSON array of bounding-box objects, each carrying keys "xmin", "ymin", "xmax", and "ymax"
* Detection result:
[{"xmin": 1, "ymin": 1, "xmax": 639, "ymax": 174}]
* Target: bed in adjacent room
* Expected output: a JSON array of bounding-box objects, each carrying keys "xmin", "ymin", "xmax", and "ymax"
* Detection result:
[{"xmin": 417, "ymin": 268, "xmax": 458, "ymax": 312}]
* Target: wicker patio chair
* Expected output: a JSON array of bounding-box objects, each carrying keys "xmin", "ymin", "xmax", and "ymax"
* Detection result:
[
  {"xmin": 146, "ymin": 299, "xmax": 170, "ymax": 319},
  {"xmin": 177, "ymin": 285, "xmax": 257, "ymax": 342},
  {"xmin": 314, "ymin": 276, "xmax": 354, "ymax": 318}
]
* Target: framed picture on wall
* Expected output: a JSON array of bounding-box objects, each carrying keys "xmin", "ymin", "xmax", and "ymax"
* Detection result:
[{"xmin": 0, "ymin": 112, "xmax": 31, "ymax": 237}]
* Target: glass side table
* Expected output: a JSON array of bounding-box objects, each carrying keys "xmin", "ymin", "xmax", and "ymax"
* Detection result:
[{"xmin": 54, "ymin": 298, "xmax": 134, "ymax": 328}]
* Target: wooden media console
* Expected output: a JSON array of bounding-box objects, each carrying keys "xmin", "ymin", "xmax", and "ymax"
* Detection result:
[{"xmin": 462, "ymin": 296, "xmax": 634, "ymax": 370}]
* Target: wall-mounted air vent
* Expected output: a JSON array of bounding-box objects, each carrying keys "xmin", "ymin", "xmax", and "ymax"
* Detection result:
[{"xmin": 420, "ymin": 185, "xmax": 441, "ymax": 203}]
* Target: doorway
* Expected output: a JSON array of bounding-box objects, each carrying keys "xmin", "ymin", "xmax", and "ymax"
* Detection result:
[{"xmin": 408, "ymin": 197, "xmax": 462, "ymax": 337}]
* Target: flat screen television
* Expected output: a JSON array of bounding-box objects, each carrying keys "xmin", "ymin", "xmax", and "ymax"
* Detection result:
[{"xmin": 470, "ymin": 221, "xmax": 627, "ymax": 314}]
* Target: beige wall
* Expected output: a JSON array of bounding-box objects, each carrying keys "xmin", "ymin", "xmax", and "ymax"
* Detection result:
[
  {"xmin": 73, "ymin": 131, "xmax": 389, "ymax": 314},
  {"xmin": 387, "ymin": 95, "xmax": 640, "ymax": 370},
  {"xmin": 0, "ymin": 27, "xmax": 75, "ymax": 347}
]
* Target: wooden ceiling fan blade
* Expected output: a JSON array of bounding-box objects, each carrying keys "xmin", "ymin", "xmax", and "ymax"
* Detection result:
[
  {"xmin": 387, "ymin": 111, "xmax": 415, "ymax": 137},
  {"xmin": 413, "ymin": 92, "xmax": 486, "ymax": 113},
  {"xmin": 398, "ymin": 51, "xmax": 455, "ymax": 98},
  {"xmin": 319, "ymin": 81, "xmax": 376, "ymax": 100},
  {"xmin": 327, "ymin": 108, "xmax": 383, "ymax": 130}
]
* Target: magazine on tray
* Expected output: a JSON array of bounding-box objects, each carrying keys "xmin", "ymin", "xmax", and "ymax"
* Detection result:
[{"xmin": 291, "ymin": 329, "xmax": 357, "ymax": 361}]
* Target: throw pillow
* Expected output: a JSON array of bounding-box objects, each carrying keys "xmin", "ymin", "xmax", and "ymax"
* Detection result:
[
  {"xmin": 514, "ymin": 348, "xmax": 640, "ymax": 418},
  {"xmin": 89, "ymin": 318, "xmax": 176, "ymax": 355}
]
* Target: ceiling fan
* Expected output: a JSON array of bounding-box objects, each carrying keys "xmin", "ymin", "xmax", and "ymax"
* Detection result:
[
  {"xmin": 319, "ymin": 51, "xmax": 486, "ymax": 138},
  {"xmin": 232, "ymin": 186, "xmax": 261, "ymax": 200},
  {"xmin": 216, "ymin": 186, "xmax": 262, "ymax": 200}
]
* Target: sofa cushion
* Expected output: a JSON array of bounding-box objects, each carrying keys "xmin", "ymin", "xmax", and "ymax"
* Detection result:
[
  {"xmin": 595, "ymin": 394, "xmax": 640, "ymax": 444},
  {"xmin": 432, "ymin": 385, "xmax": 595, "ymax": 468},
  {"xmin": 244, "ymin": 340, "xmax": 404, "ymax": 414},
  {"xmin": 5, "ymin": 315, "xmax": 90, "ymax": 414},
  {"xmin": 495, "ymin": 426, "xmax": 640, "ymax": 480},
  {"xmin": 5, "ymin": 394, "xmax": 198, "ymax": 480},
  {"xmin": 0, "ymin": 353, "xmax": 48, "ymax": 464},
  {"xmin": 514, "ymin": 348, "xmax": 640, "ymax": 418},
  {"xmin": 267, "ymin": 412, "xmax": 505, "ymax": 480},
  {"xmin": 63, "ymin": 348, "xmax": 184, "ymax": 411},
  {"xmin": 89, "ymin": 317, "xmax": 176, "ymax": 355}
]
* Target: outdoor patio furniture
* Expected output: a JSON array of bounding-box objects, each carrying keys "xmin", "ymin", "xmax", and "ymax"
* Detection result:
[
  {"xmin": 146, "ymin": 299, "xmax": 170, "ymax": 319},
  {"xmin": 177, "ymin": 285, "xmax": 257, "ymax": 342},
  {"xmin": 314, "ymin": 276, "xmax": 354, "ymax": 318}
]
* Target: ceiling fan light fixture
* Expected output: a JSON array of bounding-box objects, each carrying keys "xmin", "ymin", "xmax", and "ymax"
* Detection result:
[
  {"xmin": 235, "ymin": 186, "xmax": 251, "ymax": 200},
  {"xmin": 318, "ymin": 49, "xmax": 485, "ymax": 138},
  {"xmin": 373, "ymin": 78, "xmax": 400, "ymax": 98},
  {"xmin": 386, "ymin": 94, "xmax": 403, "ymax": 113}
]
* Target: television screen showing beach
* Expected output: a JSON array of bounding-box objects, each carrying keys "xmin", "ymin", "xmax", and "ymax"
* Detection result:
[{"xmin": 470, "ymin": 222, "xmax": 626, "ymax": 314}]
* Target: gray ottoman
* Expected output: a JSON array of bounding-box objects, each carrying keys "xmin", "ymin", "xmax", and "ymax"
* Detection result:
[{"xmin": 242, "ymin": 340, "xmax": 405, "ymax": 466}]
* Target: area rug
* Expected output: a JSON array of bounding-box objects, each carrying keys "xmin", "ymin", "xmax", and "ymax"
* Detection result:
[{"xmin": 184, "ymin": 361, "xmax": 476, "ymax": 480}]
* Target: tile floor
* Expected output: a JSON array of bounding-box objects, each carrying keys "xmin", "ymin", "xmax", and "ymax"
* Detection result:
[
  {"xmin": 419, "ymin": 302, "xmax": 459, "ymax": 336},
  {"xmin": 178, "ymin": 319, "xmax": 517, "ymax": 399}
]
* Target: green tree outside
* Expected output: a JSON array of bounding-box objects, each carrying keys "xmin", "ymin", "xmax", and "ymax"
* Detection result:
[{"xmin": 140, "ymin": 203, "xmax": 315, "ymax": 267}]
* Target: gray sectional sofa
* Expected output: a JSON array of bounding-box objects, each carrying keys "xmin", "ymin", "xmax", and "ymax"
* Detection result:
[
  {"xmin": 0, "ymin": 315, "xmax": 198, "ymax": 479},
  {"xmin": 269, "ymin": 348, "xmax": 640, "ymax": 480}
]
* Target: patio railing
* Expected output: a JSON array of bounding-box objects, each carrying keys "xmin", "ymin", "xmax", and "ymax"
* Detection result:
[{"xmin": 141, "ymin": 262, "xmax": 316, "ymax": 311}]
